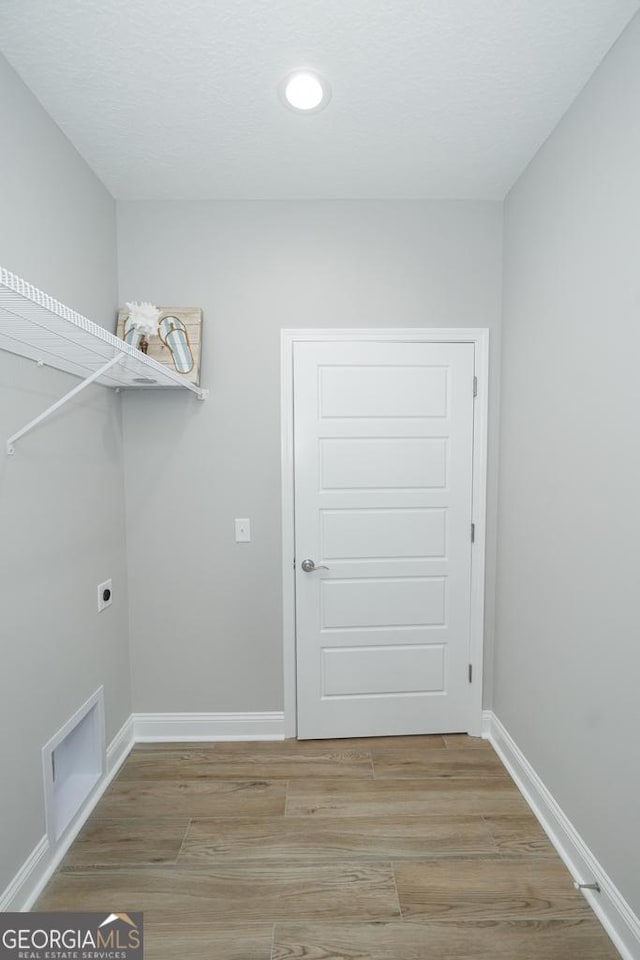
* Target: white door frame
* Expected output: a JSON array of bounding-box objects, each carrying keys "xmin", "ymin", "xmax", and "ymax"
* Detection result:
[{"xmin": 281, "ymin": 328, "xmax": 489, "ymax": 739}]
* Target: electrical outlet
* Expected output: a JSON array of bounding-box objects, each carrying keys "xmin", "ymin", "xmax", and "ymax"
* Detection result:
[{"xmin": 97, "ymin": 579, "xmax": 113, "ymax": 612}]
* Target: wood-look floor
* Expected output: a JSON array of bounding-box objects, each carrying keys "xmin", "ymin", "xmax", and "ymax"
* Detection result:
[{"xmin": 36, "ymin": 735, "xmax": 619, "ymax": 959}]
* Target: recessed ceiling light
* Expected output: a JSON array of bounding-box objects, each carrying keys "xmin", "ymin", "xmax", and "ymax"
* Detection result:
[{"xmin": 279, "ymin": 71, "xmax": 331, "ymax": 113}]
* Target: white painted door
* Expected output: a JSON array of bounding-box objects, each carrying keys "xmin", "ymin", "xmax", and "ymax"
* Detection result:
[{"xmin": 294, "ymin": 340, "xmax": 475, "ymax": 738}]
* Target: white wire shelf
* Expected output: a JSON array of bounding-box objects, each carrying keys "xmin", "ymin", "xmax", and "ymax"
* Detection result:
[
  {"xmin": 0, "ymin": 266, "xmax": 207, "ymax": 397},
  {"xmin": 1, "ymin": 266, "xmax": 207, "ymax": 454}
]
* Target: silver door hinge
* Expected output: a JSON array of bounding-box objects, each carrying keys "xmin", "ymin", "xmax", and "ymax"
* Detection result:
[
  {"xmin": 468, "ymin": 664, "xmax": 473, "ymax": 683},
  {"xmin": 473, "ymin": 375, "xmax": 478, "ymax": 397},
  {"xmin": 51, "ymin": 753, "xmax": 56, "ymax": 783},
  {"xmin": 471, "ymin": 523, "xmax": 475, "ymax": 543},
  {"xmin": 293, "ymin": 558, "xmax": 296, "ymax": 570}
]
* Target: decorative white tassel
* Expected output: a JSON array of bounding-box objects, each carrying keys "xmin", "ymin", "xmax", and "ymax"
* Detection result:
[{"xmin": 125, "ymin": 301, "xmax": 161, "ymax": 336}]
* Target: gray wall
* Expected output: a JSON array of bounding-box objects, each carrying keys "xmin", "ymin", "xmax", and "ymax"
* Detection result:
[
  {"xmin": 118, "ymin": 200, "xmax": 502, "ymax": 714},
  {"xmin": 0, "ymin": 54, "xmax": 128, "ymax": 893},
  {"xmin": 497, "ymin": 14, "xmax": 640, "ymax": 916}
]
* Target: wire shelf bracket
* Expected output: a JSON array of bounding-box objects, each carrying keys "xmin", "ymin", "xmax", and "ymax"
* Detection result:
[{"xmin": 7, "ymin": 354, "xmax": 124, "ymax": 455}]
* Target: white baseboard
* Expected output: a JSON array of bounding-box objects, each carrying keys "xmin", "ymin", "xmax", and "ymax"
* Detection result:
[
  {"xmin": 0, "ymin": 714, "xmax": 135, "ymax": 912},
  {"xmin": 481, "ymin": 708, "xmax": 492, "ymax": 738},
  {"xmin": 132, "ymin": 711, "xmax": 286, "ymax": 741},
  {"xmin": 0, "ymin": 836, "xmax": 50, "ymax": 914},
  {"xmin": 107, "ymin": 714, "xmax": 135, "ymax": 773},
  {"xmin": 484, "ymin": 710, "xmax": 640, "ymax": 960}
]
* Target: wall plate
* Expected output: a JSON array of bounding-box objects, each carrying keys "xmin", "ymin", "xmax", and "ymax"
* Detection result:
[{"xmin": 97, "ymin": 579, "xmax": 112, "ymax": 612}]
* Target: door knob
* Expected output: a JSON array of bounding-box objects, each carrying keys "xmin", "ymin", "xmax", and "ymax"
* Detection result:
[{"xmin": 301, "ymin": 558, "xmax": 329, "ymax": 573}]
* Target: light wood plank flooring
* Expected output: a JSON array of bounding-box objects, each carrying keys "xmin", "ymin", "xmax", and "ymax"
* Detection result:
[{"xmin": 36, "ymin": 735, "xmax": 619, "ymax": 959}]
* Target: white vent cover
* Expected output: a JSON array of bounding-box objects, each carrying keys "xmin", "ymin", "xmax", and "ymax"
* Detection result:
[{"xmin": 42, "ymin": 687, "xmax": 105, "ymax": 842}]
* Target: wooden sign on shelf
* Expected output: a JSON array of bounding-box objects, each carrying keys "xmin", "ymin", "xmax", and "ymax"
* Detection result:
[{"xmin": 116, "ymin": 306, "xmax": 203, "ymax": 387}]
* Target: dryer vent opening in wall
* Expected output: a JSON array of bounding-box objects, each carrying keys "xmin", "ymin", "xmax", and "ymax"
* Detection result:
[{"xmin": 42, "ymin": 688, "xmax": 105, "ymax": 843}]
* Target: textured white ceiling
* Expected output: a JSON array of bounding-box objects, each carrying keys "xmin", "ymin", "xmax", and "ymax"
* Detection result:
[{"xmin": 0, "ymin": 0, "xmax": 638, "ymax": 199}]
